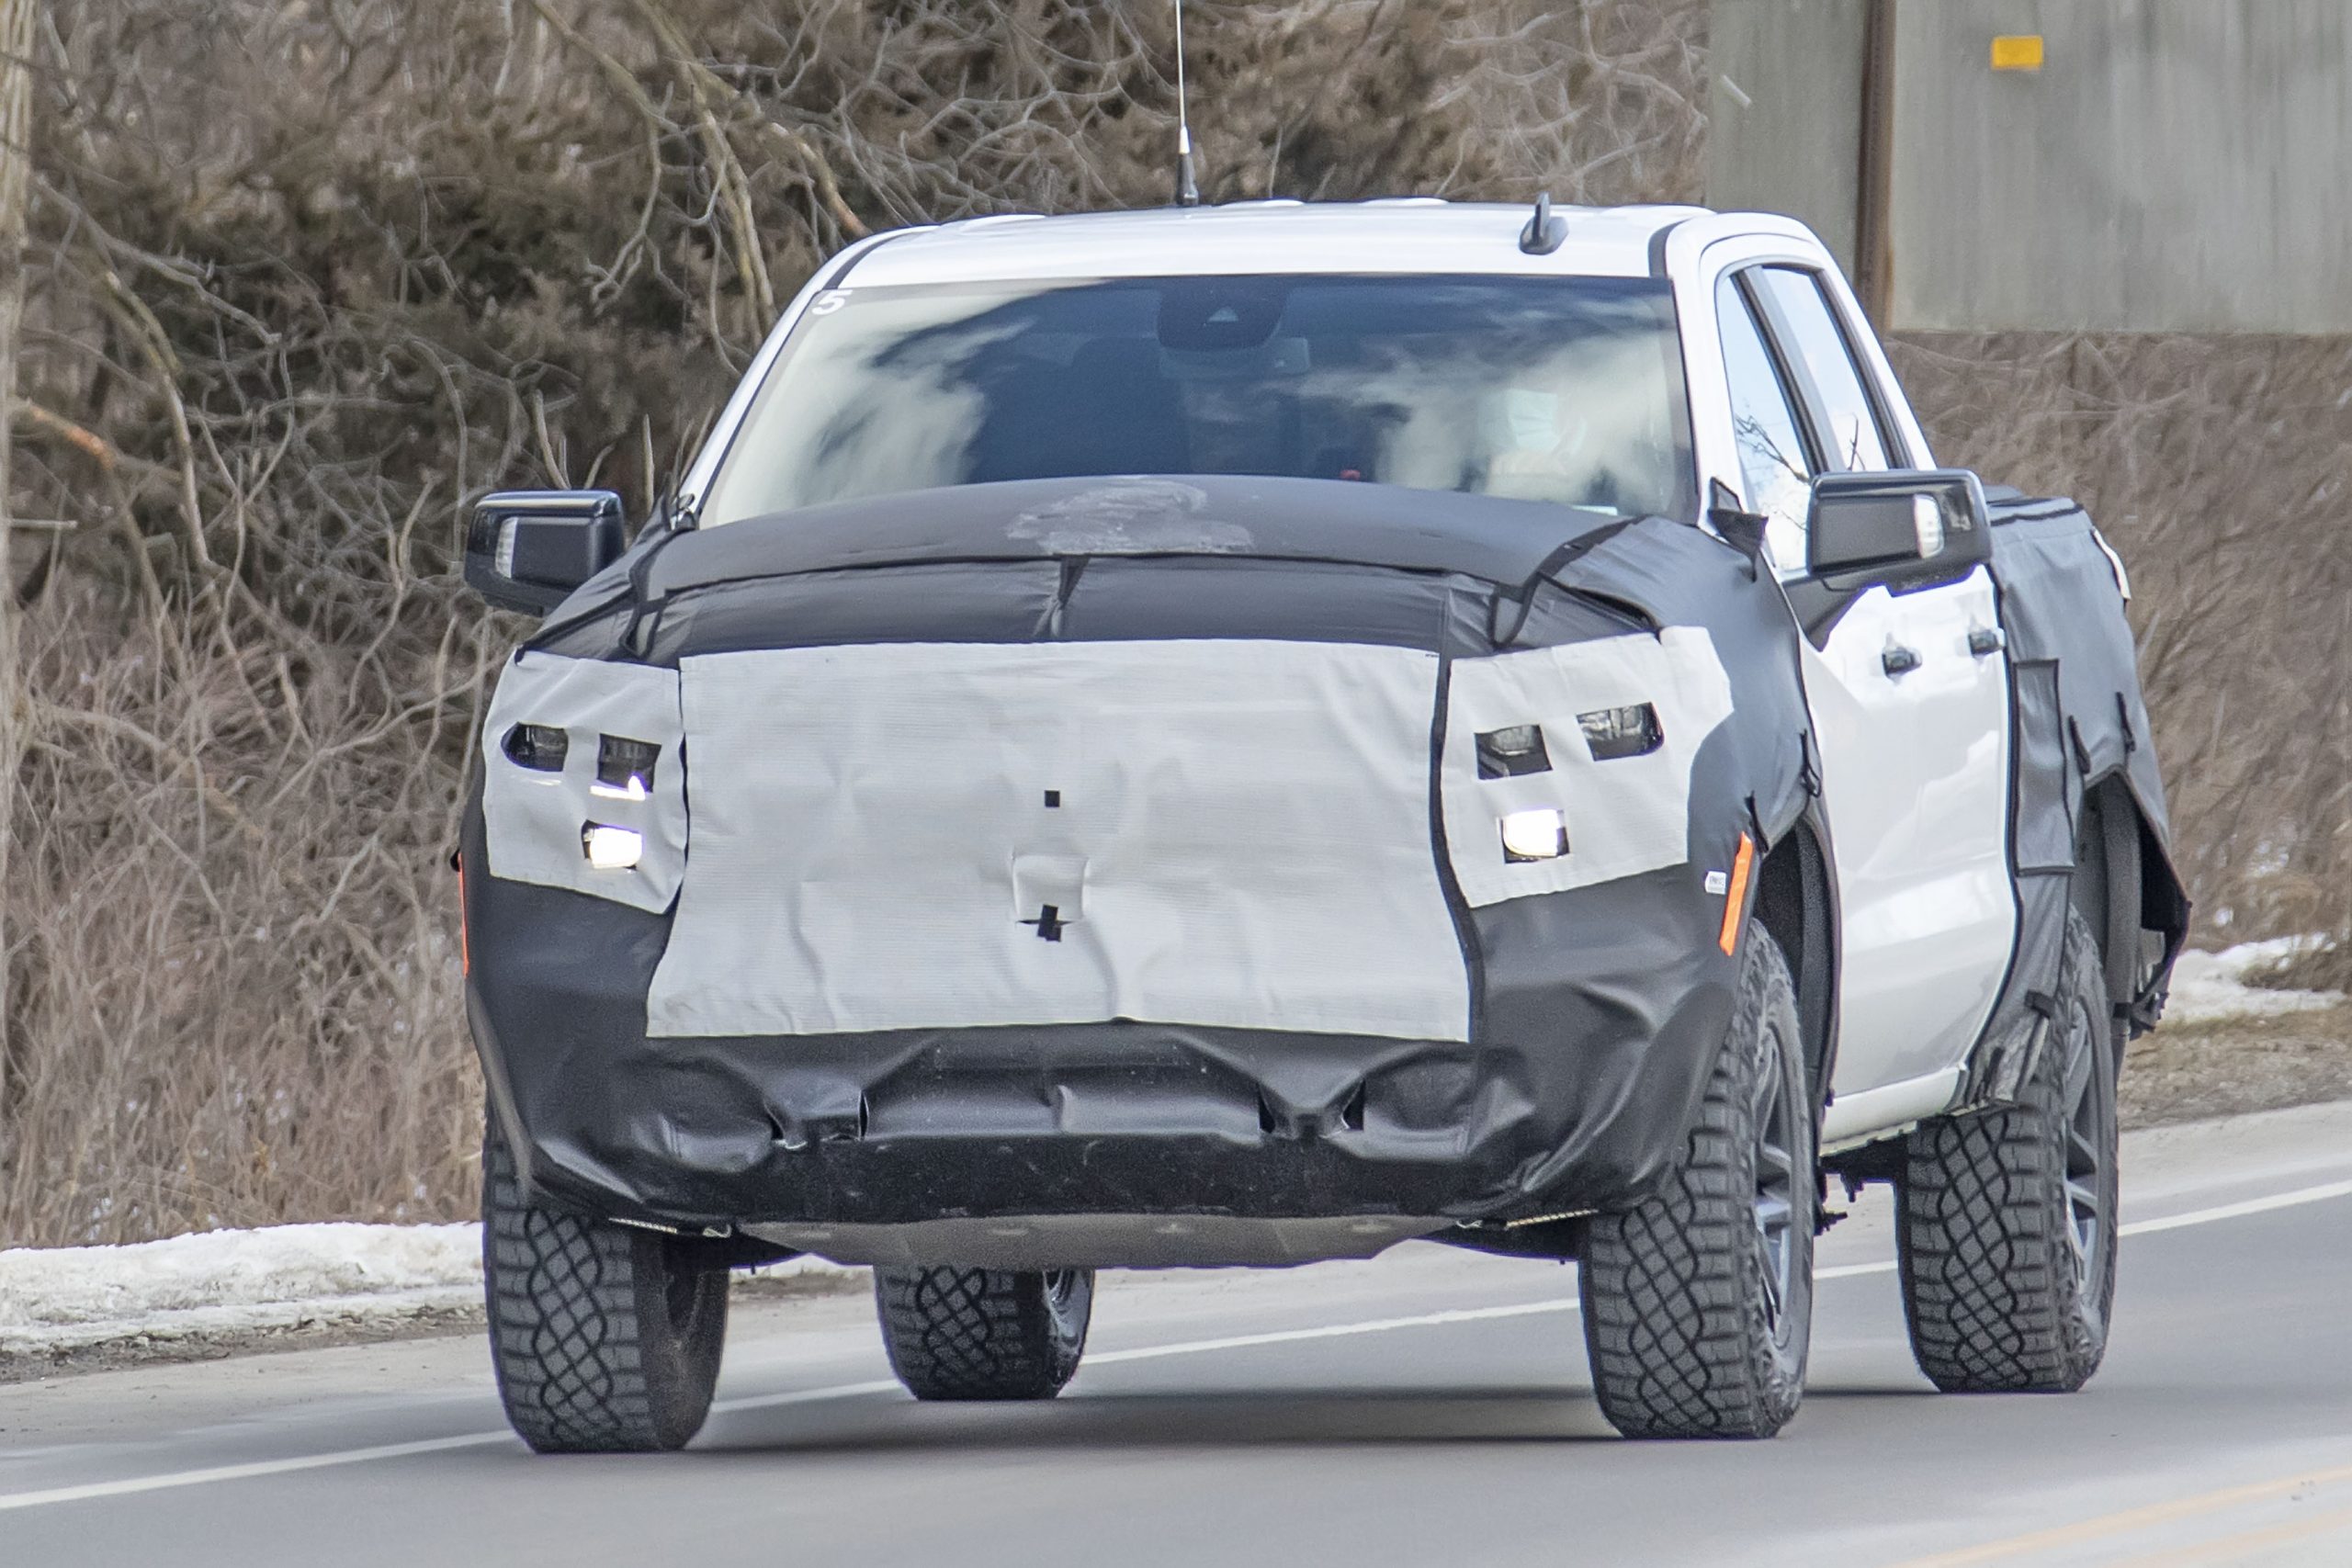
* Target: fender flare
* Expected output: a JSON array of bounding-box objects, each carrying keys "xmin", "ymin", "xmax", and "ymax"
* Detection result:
[{"xmin": 1754, "ymin": 805, "xmax": 1841, "ymax": 1116}]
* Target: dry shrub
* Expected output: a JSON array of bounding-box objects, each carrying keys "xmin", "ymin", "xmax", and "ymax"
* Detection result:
[
  {"xmin": 1, "ymin": 0, "xmax": 1705, "ymax": 1245},
  {"xmin": 1889, "ymin": 334, "xmax": 2352, "ymax": 965},
  {"xmin": 5, "ymin": 580, "xmax": 489, "ymax": 1241}
]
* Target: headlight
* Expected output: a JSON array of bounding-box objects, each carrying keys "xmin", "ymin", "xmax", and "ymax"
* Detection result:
[
  {"xmin": 1577, "ymin": 704, "xmax": 1663, "ymax": 760},
  {"xmin": 593, "ymin": 735, "xmax": 661, "ymax": 801},
  {"xmin": 1476, "ymin": 724, "xmax": 1554, "ymax": 778},
  {"xmin": 502, "ymin": 723, "xmax": 568, "ymax": 773}
]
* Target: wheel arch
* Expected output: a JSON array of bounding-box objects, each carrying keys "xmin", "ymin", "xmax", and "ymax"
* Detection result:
[
  {"xmin": 1754, "ymin": 815, "xmax": 1839, "ymax": 1111},
  {"xmin": 2073, "ymin": 773, "xmax": 2191, "ymax": 1040}
]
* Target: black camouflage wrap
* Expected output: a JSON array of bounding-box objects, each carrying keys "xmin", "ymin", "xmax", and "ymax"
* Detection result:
[
  {"xmin": 1964, "ymin": 495, "xmax": 2188, "ymax": 1105},
  {"xmin": 465, "ymin": 476, "xmax": 1819, "ymax": 1235}
]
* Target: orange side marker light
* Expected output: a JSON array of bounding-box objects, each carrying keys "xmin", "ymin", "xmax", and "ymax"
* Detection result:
[{"xmin": 1718, "ymin": 833, "xmax": 1754, "ymax": 954}]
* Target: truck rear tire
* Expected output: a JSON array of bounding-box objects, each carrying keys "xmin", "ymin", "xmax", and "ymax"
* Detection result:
[
  {"xmin": 876, "ymin": 1265, "xmax": 1094, "ymax": 1401},
  {"xmin": 1897, "ymin": 908, "xmax": 2120, "ymax": 1393},
  {"xmin": 1579, "ymin": 922, "xmax": 1815, "ymax": 1438},
  {"xmin": 481, "ymin": 1121, "xmax": 729, "ymax": 1452}
]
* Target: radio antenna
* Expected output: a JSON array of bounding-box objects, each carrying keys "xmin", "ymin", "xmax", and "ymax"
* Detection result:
[{"xmin": 1171, "ymin": 0, "xmax": 1200, "ymax": 207}]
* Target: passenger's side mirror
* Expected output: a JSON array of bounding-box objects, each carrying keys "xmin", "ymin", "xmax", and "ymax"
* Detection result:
[
  {"xmin": 1806, "ymin": 469, "xmax": 1992, "ymax": 589},
  {"xmin": 464, "ymin": 491, "xmax": 628, "ymax": 615}
]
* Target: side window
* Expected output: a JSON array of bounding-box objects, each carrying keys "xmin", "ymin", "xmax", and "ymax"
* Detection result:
[
  {"xmin": 1754, "ymin": 267, "xmax": 1894, "ymax": 472},
  {"xmin": 1714, "ymin": 274, "xmax": 1815, "ymax": 575}
]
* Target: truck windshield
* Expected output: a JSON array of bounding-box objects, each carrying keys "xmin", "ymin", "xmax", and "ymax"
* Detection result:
[{"xmin": 698, "ymin": 275, "xmax": 1695, "ymax": 525}]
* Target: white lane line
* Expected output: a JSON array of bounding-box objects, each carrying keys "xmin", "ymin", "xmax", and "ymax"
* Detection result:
[
  {"xmin": 709, "ymin": 1378, "xmax": 900, "ymax": 1415},
  {"xmin": 0, "ymin": 1433, "xmax": 518, "ymax": 1513},
  {"xmin": 1089, "ymin": 1296, "xmax": 1580, "ymax": 1364},
  {"xmin": 4, "ymin": 1175, "xmax": 2348, "ymax": 1514},
  {"xmin": 2116, "ymin": 1178, "xmax": 2352, "ymax": 1236}
]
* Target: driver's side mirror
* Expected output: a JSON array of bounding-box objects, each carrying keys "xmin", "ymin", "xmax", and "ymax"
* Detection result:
[
  {"xmin": 464, "ymin": 491, "xmax": 627, "ymax": 615},
  {"xmin": 1806, "ymin": 469, "xmax": 1992, "ymax": 589}
]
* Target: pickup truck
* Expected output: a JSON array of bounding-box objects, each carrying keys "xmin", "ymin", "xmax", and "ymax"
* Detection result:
[{"xmin": 457, "ymin": 199, "xmax": 2188, "ymax": 1451}]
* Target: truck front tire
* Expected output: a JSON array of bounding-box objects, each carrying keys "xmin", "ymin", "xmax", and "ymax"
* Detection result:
[
  {"xmin": 876, "ymin": 1265, "xmax": 1094, "ymax": 1401},
  {"xmin": 1579, "ymin": 922, "xmax": 1815, "ymax": 1438},
  {"xmin": 481, "ymin": 1122, "xmax": 729, "ymax": 1452},
  {"xmin": 1897, "ymin": 908, "xmax": 2120, "ymax": 1393}
]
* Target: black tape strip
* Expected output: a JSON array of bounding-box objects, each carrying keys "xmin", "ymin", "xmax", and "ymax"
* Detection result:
[
  {"xmin": 1426, "ymin": 588, "xmax": 1484, "ymax": 1040},
  {"xmin": 1487, "ymin": 518, "xmax": 1638, "ymax": 648},
  {"xmin": 1989, "ymin": 501, "xmax": 2083, "ymax": 527}
]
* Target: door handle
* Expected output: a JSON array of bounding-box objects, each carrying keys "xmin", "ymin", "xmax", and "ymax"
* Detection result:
[
  {"xmin": 1882, "ymin": 645, "xmax": 1922, "ymax": 677},
  {"xmin": 1968, "ymin": 626, "xmax": 2007, "ymax": 658}
]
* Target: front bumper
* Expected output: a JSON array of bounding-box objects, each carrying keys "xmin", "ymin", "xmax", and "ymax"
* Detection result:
[{"xmin": 464, "ymin": 798, "xmax": 1738, "ymax": 1266}]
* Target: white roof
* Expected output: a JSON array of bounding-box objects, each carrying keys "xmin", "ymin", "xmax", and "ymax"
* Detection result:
[{"xmin": 843, "ymin": 200, "xmax": 1712, "ymax": 288}]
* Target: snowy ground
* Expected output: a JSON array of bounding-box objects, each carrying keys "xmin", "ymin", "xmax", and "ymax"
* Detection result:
[
  {"xmin": 2164, "ymin": 936, "xmax": 2342, "ymax": 1024},
  {"xmin": 0, "ymin": 1223, "xmax": 854, "ymax": 1359}
]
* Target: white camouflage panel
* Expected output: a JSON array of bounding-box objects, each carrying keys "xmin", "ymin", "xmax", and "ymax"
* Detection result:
[{"xmin": 645, "ymin": 639, "xmax": 1470, "ymax": 1041}]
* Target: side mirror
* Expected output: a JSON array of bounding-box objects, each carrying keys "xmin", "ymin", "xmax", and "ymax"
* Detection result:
[
  {"xmin": 1806, "ymin": 468, "xmax": 1992, "ymax": 589},
  {"xmin": 464, "ymin": 491, "xmax": 628, "ymax": 615}
]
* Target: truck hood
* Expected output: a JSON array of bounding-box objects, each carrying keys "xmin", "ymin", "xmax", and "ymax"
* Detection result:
[{"xmin": 650, "ymin": 475, "xmax": 1645, "ymax": 594}]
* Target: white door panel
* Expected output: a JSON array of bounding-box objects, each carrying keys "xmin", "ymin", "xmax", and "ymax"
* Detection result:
[
  {"xmin": 1677, "ymin": 231, "xmax": 2013, "ymax": 1116},
  {"xmin": 1806, "ymin": 566, "xmax": 2015, "ymax": 1097}
]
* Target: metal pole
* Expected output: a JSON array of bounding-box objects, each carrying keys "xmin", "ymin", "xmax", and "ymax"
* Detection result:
[{"xmin": 1855, "ymin": 0, "xmax": 1897, "ymax": 325}]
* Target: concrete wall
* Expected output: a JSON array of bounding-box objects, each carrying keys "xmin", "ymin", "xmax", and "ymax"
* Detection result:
[
  {"xmin": 1707, "ymin": 0, "xmax": 1871, "ymax": 279},
  {"xmin": 1708, "ymin": 0, "xmax": 2352, "ymax": 333},
  {"xmin": 1890, "ymin": 0, "xmax": 2352, "ymax": 333}
]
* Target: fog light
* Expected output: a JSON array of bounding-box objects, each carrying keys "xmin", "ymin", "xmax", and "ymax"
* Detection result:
[
  {"xmin": 1499, "ymin": 807, "xmax": 1568, "ymax": 863},
  {"xmin": 581, "ymin": 823, "xmax": 643, "ymax": 871}
]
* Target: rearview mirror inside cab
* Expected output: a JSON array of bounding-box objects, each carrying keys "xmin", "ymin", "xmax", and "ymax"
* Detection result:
[
  {"xmin": 1806, "ymin": 469, "xmax": 1992, "ymax": 590},
  {"xmin": 464, "ymin": 491, "xmax": 628, "ymax": 615}
]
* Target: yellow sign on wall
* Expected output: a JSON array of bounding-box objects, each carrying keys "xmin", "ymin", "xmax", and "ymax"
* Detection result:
[{"xmin": 1991, "ymin": 34, "xmax": 2046, "ymax": 71}]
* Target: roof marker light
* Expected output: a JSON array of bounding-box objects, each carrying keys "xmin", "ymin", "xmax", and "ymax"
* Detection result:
[{"xmin": 1520, "ymin": 191, "xmax": 1567, "ymax": 255}]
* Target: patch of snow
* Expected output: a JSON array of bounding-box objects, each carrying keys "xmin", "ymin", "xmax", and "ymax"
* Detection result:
[
  {"xmin": 2165, "ymin": 936, "xmax": 2342, "ymax": 1025},
  {"xmin": 0, "ymin": 1223, "xmax": 854, "ymax": 1355}
]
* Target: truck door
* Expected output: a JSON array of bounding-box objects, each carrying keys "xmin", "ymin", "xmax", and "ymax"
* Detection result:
[{"xmin": 1714, "ymin": 265, "xmax": 2016, "ymax": 1103}]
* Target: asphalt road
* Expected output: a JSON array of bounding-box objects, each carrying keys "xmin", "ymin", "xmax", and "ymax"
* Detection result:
[{"xmin": 6, "ymin": 1104, "xmax": 2351, "ymax": 1568}]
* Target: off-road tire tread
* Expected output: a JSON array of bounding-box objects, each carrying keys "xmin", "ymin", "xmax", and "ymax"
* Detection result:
[
  {"xmin": 1897, "ymin": 909, "xmax": 2118, "ymax": 1394},
  {"xmin": 875, "ymin": 1266, "xmax": 1091, "ymax": 1402},
  {"xmin": 1579, "ymin": 923, "xmax": 1813, "ymax": 1439},
  {"xmin": 481, "ymin": 1124, "xmax": 726, "ymax": 1452}
]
